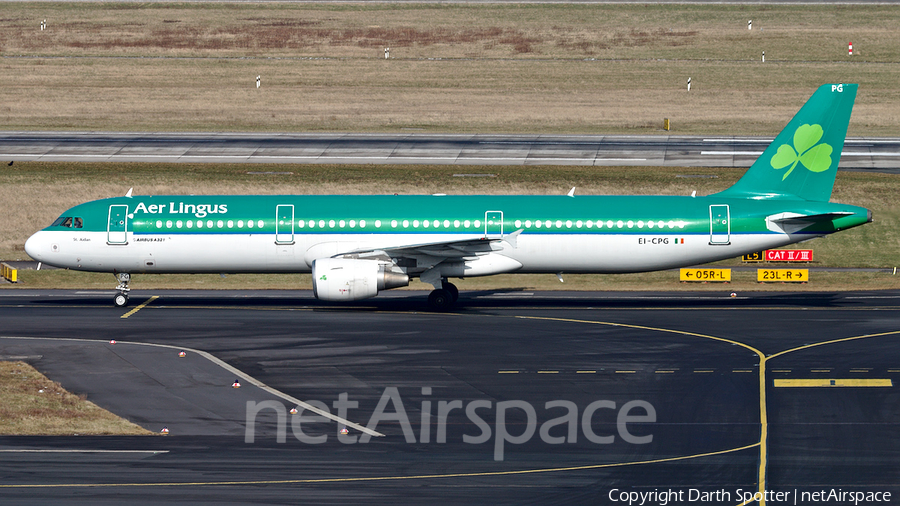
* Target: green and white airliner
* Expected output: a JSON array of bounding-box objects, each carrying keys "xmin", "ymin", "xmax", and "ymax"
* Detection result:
[{"xmin": 25, "ymin": 84, "xmax": 871, "ymax": 309}]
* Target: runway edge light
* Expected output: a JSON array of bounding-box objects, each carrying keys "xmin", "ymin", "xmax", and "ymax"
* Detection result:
[
  {"xmin": 160, "ymin": 426, "xmax": 169, "ymax": 435},
  {"xmin": 232, "ymin": 379, "xmax": 241, "ymax": 388},
  {"xmin": 290, "ymin": 407, "xmax": 298, "ymax": 414},
  {"xmin": 178, "ymin": 350, "xmax": 186, "ymax": 358}
]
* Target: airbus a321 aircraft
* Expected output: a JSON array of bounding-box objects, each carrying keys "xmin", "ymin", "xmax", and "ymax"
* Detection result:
[{"xmin": 25, "ymin": 84, "xmax": 871, "ymax": 310}]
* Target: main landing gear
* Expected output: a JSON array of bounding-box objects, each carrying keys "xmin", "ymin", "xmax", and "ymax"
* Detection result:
[
  {"xmin": 113, "ymin": 272, "xmax": 131, "ymax": 307},
  {"xmin": 427, "ymin": 279, "xmax": 459, "ymax": 311}
]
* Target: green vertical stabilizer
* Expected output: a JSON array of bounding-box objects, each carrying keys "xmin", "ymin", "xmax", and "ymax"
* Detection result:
[{"xmin": 713, "ymin": 83, "xmax": 857, "ymax": 202}]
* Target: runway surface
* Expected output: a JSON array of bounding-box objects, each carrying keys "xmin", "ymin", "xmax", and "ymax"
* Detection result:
[
  {"xmin": 11, "ymin": 0, "xmax": 900, "ymax": 4},
  {"xmin": 0, "ymin": 289, "xmax": 898, "ymax": 505},
  {"xmin": 3, "ymin": 132, "xmax": 900, "ymax": 172}
]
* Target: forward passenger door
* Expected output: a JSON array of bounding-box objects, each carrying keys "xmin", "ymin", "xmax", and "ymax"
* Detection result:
[{"xmin": 107, "ymin": 205, "xmax": 128, "ymax": 245}]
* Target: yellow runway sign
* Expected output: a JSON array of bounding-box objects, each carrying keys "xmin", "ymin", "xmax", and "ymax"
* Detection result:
[
  {"xmin": 742, "ymin": 251, "xmax": 764, "ymax": 262},
  {"xmin": 0, "ymin": 263, "xmax": 16, "ymax": 283},
  {"xmin": 757, "ymin": 269, "xmax": 808, "ymax": 282},
  {"xmin": 680, "ymin": 268, "xmax": 731, "ymax": 282}
]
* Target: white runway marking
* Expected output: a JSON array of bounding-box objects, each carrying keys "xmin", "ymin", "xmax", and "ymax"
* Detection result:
[
  {"xmin": 0, "ymin": 449, "xmax": 169, "ymax": 454},
  {"xmin": 0, "ymin": 335, "xmax": 384, "ymax": 438},
  {"xmin": 701, "ymin": 151, "xmax": 900, "ymax": 157}
]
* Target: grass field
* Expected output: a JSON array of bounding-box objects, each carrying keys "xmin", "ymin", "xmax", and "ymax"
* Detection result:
[
  {"xmin": 0, "ymin": 3, "xmax": 898, "ymax": 134},
  {"xmin": 9, "ymin": 268, "xmax": 900, "ymax": 293},
  {"xmin": 0, "ymin": 3, "xmax": 898, "ymax": 292},
  {"xmin": 2, "ymin": 162, "xmax": 898, "ymax": 292},
  {"xmin": 2, "ymin": 2, "xmax": 898, "ymax": 435},
  {"xmin": 0, "ymin": 361, "xmax": 151, "ymax": 435}
]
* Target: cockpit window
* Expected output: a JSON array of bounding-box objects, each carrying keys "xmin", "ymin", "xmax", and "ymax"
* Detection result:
[{"xmin": 50, "ymin": 216, "xmax": 83, "ymax": 228}]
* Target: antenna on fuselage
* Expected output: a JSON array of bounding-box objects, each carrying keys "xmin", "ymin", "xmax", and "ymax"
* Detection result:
[{"xmin": 125, "ymin": 188, "xmax": 133, "ymax": 198}]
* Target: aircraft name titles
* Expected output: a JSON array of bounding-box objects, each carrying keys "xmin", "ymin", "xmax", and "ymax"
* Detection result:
[{"xmin": 133, "ymin": 201, "xmax": 228, "ymax": 218}]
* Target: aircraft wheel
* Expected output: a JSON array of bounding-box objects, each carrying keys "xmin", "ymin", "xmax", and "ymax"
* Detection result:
[
  {"xmin": 444, "ymin": 282, "xmax": 459, "ymax": 302},
  {"xmin": 114, "ymin": 293, "xmax": 129, "ymax": 308},
  {"xmin": 428, "ymin": 289, "xmax": 455, "ymax": 311}
]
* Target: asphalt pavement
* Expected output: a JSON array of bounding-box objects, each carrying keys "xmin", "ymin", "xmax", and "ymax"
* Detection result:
[
  {"xmin": 0, "ymin": 289, "xmax": 898, "ymax": 505},
  {"xmin": 2, "ymin": 132, "xmax": 899, "ymax": 172}
]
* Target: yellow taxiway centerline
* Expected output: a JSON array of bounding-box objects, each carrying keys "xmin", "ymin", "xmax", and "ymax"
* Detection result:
[
  {"xmin": 0, "ymin": 442, "xmax": 760, "ymax": 489},
  {"xmin": 120, "ymin": 296, "xmax": 159, "ymax": 319}
]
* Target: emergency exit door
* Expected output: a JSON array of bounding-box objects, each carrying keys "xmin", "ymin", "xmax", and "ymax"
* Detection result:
[
  {"xmin": 484, "ymin": 211, "xmax": 503, "ymax": 238},
  {"xmin": 275, "ymin": 204, "xmax": 294, "ymax": 244},
  {"xmin": 709, "ymin": 204, "xmax": 730, "ymax": 245}
]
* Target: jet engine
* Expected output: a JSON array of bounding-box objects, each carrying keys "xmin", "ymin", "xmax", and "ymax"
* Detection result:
[{"xmin": 311, "ymin": 258, "xmax": 409, "ymax": 302}]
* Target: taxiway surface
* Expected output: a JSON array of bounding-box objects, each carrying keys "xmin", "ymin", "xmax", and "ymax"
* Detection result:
[{"xmin": 0, "ymin": 289, "xmax": 898, "ymax": 505}]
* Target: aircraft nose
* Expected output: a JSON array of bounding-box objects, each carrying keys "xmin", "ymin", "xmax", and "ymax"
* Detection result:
[{"xmin": 24, "ymin": 232, "xmax": 45, "ymax": 261}]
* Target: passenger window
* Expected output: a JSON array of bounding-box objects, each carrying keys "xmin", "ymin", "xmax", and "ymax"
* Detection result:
[{"xmin": 73, "ymin": 217, "xmax": 83, "ymax": 229}]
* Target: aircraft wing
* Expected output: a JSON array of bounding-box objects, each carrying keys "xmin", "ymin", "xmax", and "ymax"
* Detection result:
[
  {"xmin": 381, "ymin": 237, "xmax": 497, "ymax": 258},
  {"xmin": 343, "ymin": 229, "xmax": 522, "ymax": 260},
  {"xmin": 317, "ymin": 229, "xmax": 525, "ymax": 281}
]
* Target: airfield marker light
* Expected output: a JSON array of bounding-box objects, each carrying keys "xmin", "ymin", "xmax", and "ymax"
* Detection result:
[
  {"xmin": 762, "ymin": 51, "xmax": 765, "ymax": 63},
  {"xmin": 848, "ymin": 42, "xmax": 853, "ymax": 56},
  {"xmin": 385, "ymin": 47, "xmax": 390, "ymax": 59},
  {"xmin": 340, "ymin": 426, "xmax": 350, "ymax": 435},
  {"xmin": 256, "ymin": 75, "xmax": 260, "ymax": 89},
  {"xmin": 290, "ymin": 407, "xmax": 298, "ymax": 415},
  {"xmin": 748, "ymin": 20, "xmax": 751, "ymax": 30},
  {"xmin": 232, "ymin": 379, "xmax": 241, "ymax": 388},
  {"xmin": 109, "ymin": 340, "xmax": 116, "ymax": 345},
  {"xmin": 178, "ymin": 351, "xmax": 186, "ymax": 358},
  {"xmin": 160, "ymin": 426, "xmax": 169, "ymax": 434},
  {"xmin": 731, "ymin": 292, "xmax": 737, "ymax": 298},
  {"xmin": 687, "ymin": 77, "xmax": 691, "ymax": 92}
]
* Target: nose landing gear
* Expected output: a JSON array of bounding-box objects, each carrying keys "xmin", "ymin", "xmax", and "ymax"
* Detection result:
[{"xmin": 113, "ymin": 272, "xmax": 131, "ymax": 307}]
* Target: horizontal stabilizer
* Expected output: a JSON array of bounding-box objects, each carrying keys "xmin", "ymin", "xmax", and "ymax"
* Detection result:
[{"xmin": 766, "ymin": 211, "xmax": 854, "ymax": 234}]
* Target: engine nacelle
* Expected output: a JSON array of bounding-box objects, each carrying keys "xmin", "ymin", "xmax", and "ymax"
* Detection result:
[{"xmin": 311, "ymin": 258, "xmax": 409, "ymax": 302}]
